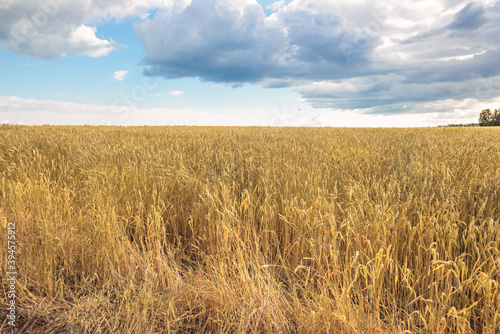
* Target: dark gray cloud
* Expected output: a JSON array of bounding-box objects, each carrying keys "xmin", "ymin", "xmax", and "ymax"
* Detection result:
[
  {"xmin": 447, "ymin": 2, "xmax": 487, "ymax": 30},
  {"xmin": 300, "ymin": 1, "xmax": 500, "ymax": 113},
  {"xmin": 135, "ymin": 0, "xmax": 500, "ymax": 114},
  {"xmin": 401, "ymin": 3, "xmax": 490, "ymax": 45},
  {"xmin": 298, "ymin": 75, "xmax": 500, "ymax": 112},
  {"xmin": 137, "ymin": 0, "xmax": 282, "ymax": 83},
  {"xmin": 136, "ymin": 0, "xmax": 380, "ymax": 83},
  {"xmin": 400, "ymin": 50, "xmax": 500, "ymax": 84}
]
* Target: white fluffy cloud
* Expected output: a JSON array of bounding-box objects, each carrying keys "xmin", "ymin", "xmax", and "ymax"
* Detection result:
[
  {"xmin": 169, "ymin": 90, "xmax": 184, "ymax": 96},
  {"xmin": 0, "ymin": 0, "xmax": 178, "ymax": 58},
  {"xmin": 113, "ymin": 70, "xmax": 129, "ymax": 81}
]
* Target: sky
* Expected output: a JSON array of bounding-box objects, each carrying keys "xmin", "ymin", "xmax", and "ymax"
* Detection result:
[{"xmin": 1, "ymin": 0, "xmax": 499, "ymax": 127}]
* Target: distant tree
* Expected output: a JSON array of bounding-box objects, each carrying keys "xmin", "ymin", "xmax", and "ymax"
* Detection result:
[
  {"xmin": 494, "ymin": 109, "xmax": 500, "ymax": 126},
  {"xmin": 478, "ymin": 108, "xmax": 499, "ymax": 126},
  {"xmin": 479, "ymin": 109, "xmax": 492, "ymax": 125}
]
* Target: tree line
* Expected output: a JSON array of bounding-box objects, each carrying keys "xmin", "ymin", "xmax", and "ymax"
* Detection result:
[{"xmin": 479, "ymin": 108, "xmax": 500, "ymax": 126}]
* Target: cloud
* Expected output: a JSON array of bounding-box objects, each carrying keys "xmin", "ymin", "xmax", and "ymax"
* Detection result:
[
  {"xmin": 447, "ymin": 2, "xmax": 487, "ymax": 31},
  {"xmin": 2, "ymin": 0, "xmax": 500, "ymax": 116},
  {"xmin": 297, "ymin": 73, "xmax": 500, "ymax": 113},
  {"xmin": 267, "ymin": 1, "xmax": 285, "ymax": 12},
  {"xmin": 2, "ymin": 95, "xmax": 487, "ymax": 127},
  {"xmin": 169, "ymin": 90, "xmax": 184, "ymax": 96},
  {"xmin": 135, "ymin": 0, "xmax": 500, "ymax": 115},
  {"xmin": 0, "ymin": 0, "xmax": 179, "ymax": 58},
  {"xmin": 0, "ymin": 96, "xmax": 217, "ymax": 125},
  {"xmin": 136, "ymin": 0, "xmax": 379, "ymax": 83},
  {"xmin": 113, "ymin": 70, "xmax": 129, "ymax": 81}
]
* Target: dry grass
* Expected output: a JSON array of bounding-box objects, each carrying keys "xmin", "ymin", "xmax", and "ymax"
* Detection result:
[{"xmin": 0, "ymin": 125, "xmax": 499, "ymax": 333}]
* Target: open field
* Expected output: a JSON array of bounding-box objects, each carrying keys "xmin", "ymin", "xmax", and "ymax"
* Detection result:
[{"xmin": 1, "ymin": 126, "xmax": 499, "ymax": 333}]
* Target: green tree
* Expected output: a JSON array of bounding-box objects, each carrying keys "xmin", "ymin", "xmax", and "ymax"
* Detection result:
[
  {"xmin": 494, "ymin": 108, "xmax": 500, "ymax": 126},
  {"xmin": 479, "ymin": 109, "xmax": 493, "ymax": 126},
  {"xmin": 478, "ymin": 108, "xmax": 500, "ymax": 126}
]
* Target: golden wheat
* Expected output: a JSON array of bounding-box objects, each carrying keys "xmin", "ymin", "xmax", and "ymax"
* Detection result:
[{"xmin": 0, "ymin": 125, "xmax": 499, "ymax": 333}]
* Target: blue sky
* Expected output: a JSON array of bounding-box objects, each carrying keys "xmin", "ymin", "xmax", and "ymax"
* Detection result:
[{"xmin": 1, "ymin": 0, "xmax": 499, "ymax": 126}]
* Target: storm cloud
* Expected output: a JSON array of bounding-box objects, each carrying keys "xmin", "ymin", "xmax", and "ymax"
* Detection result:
[{"xmin": 134, "ymin": 0, "xmax": 500, "ymax": 114}]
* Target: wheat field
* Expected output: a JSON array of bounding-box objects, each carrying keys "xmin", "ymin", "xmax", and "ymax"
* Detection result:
[{"xmin": 0, "ymin": 125, "xmax": 499, "ymax": 333}]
